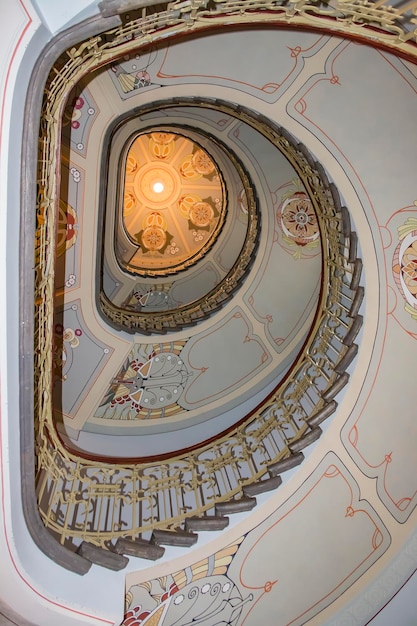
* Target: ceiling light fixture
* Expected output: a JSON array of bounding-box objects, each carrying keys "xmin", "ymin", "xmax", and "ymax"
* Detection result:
[{"xmin": 153, "ymin": 181, "xmax": 164, "ymax": 193}]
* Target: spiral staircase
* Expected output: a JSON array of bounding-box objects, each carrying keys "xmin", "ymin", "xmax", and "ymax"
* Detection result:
[{"xmin": 0, "ymin": 0, "xmax": 416, "ymax": 625}]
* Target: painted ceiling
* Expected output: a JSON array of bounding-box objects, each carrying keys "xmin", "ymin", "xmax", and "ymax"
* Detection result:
[
  {"xmin": 1, "ymin": 1, "xmax": 417, "ymax": 626},
  {"xmin": 121, "ymin": 131, "xmax": 225, "ymax": 273}
]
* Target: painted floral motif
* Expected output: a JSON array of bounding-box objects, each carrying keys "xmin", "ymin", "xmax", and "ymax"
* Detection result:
[
  {"xmin": 123, "ymin": 540, "xmax": 250, "ymax": 626},
  {"xmin": 280, "ymin": 193, "xmax": 319, "ymax": 245},
  {"xmin": 123, "ymin": 285, "xmax": 175, "ymax": 312},
  {"xmin": 179, "ymin": 147, "xmax": 218, "ymax": 181},
  {"xmin": 70, "ymin": 167, "xmax": 81, "ymax": 183},
  {"xmin": 56, "ymin": 200, "xmax": 78, "ymax": 258},
  {"xmin": 123, "ymin": 606, "xmax": 149, "ymax": 625},
  {"xmin": 65, "ymin": 274, "xmax": 77, "ymax": 288},
  {"xmin": 276, "ymin": 181, "xmax": 320, "ymax": 259},
  {"xmin": 392, "ymin": 216, "xmax": 417, "ymax": 321},
  {"xmin": 189, "ymin": 201, "xmax": 214, "ymax": 228},
  {"xmin": 177, "ymin": 193, "xmax": 200, "ymax": 217},
  {"xmin": 192, "ymin": 229, "xmax": 204, "ymax": 243},
  {"xmin": 178, "ymin": 195, "xmax": 218, "ymax": 232},
  {"xmin": 126, "ymin": 154, "xmax": 139, "ymax": 175},
  {"xmin": 149, "ymin": 133, "xmax": 176, "ymax": 159},
  {"xmin": 61, "ymin": 87, "xmax": 98, "ymax": 155},
  {"xmin": 96, "ymin": 342, "xmax": 190, "ymax": 420},
  {"xmin": 63, "ymin": 95, "xmax": 85, "ymax": 129},
  {"xmin": 123, "ymin": 583, "xmax": 178, "ymax": 625},
  {"xmin": 124, "ymin": 191, "xmax": 137, "ymax": 214},
  {"xmin": 179, "ymin": 154, "xmax": 203, "ymax": 180},
  {"xmin": 135, "ymin": 212, "xmax": 173, "ymax": 254},
  {"xmin": 112, "ymin": 67, "xmax": 151, "ymax": 92},
  {"xmin": 52, "ymin": 325, "xmax": 83, "ymax": 382},
  {"xmin": 55, "ymin": 160, "xmax": 83, "ymax": 292},
  {"xmin": 151, "ymin": 132, "xmax": 176, "ymax": 145},
  {"xmin": 167, "ymin": 240, "xmax": 180, "ymax": 255},
  {"xmin": 401, "ymin": 240, "xmax": 417, "ymax": 295},
  {"xmin": 192, "ymin": 148, "xmax": 216, "ymax": 175},
  {"xmin": 109, "ymin": 50, "xmax": 158, "ymax": 97},
  {"xmin": 140, "ymin": 226, "xmax": 168, "ymax": 252}
]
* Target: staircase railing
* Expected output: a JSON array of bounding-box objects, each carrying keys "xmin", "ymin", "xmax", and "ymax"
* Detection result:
[{"xmin": 27, "ymin": 1, "xmax": 383, "ymax": 565}]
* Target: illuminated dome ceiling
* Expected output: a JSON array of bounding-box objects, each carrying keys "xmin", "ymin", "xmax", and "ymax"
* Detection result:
[{"xmin": 121, "ymin": 131, "xmax": 226, "ymax": 273}]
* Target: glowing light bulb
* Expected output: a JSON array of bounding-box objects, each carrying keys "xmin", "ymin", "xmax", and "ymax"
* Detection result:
[{"xmin": 153, "ymin": 181, "xmax": 164, "ymax": 194}]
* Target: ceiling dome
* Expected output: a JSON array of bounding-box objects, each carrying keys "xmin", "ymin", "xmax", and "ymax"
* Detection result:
[
  {"xmin": 99, "ymin": 105, "xmax": 262, "ymax": 334},
  {"xmin": 121, "ymin": 131, "xmax": 226, "ymax": 273}
]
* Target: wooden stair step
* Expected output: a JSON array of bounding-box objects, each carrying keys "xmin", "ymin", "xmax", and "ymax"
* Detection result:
[
  {"xmin": 348, "ymin": 231, "xmax": 358, "ymax": 263},
  {"xmin": 307, "ymin": 400, "xmax": 337, "ymax": 427},
  {"xmin": 151, "ymin": 529, "xmax": 198, "ymax": 547},
  {"xmin": 343, "ymin": 315, "xmax": 363, "ymax": 347},
  {"xmin": 349, "ymin": 286, "xmax": 364, "ymax": 318},
  {"xmin": 322, "ymin": 373, "xmax": 349, "ymax": 401},
  {"xmin": 243, "ymin": 475, "xmax": 282, "ymax": 497},
  {"xmin": 185, "ymin": 515, "xmax": 229, "ymax": 532},
  {"xmin": 335, "ymin": 344, "xmax": 358, "ymax": 374},
  {"xmin": 350, "ymin": 258, "xmax": 363, "ymax": 290},
  {"xmin": 215, "ymin": 496, "xmax": 257, "ymax": 516},
  {"xmin": 288, "ymin": 427, "xmax": 322, "ymax": 452},
  {"xmin": 114, "ymin": 537, "xmax": 165, "ymax": 561},
  {"xmin": 267, "ymin": 452, "xmax": 304, "ymax": 476},
  {"xmin": 77, "ymin": 541, "xmax": 129, "ymax": 571}
]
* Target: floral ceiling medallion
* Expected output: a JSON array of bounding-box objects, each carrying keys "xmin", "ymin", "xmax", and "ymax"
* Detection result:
[
  {"xmin": 122, "ymin": 131, "xmax": 226, "ymax": 274},
  {"xmin": 280, "ymin": 192, "xmax": 319, "ymax": 246},
  {"xmin": 392, "ymin": 216, "xmax": 417, "ymax": 320}
]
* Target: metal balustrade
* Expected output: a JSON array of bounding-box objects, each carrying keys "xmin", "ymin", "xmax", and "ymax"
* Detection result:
[
  {"xmin": 35, "ymin": 142, "xmax": 362, "ymax": 550},
  {"xmin": 22, "ymin": 0, "xmax": 401, "ymax": 569}
]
